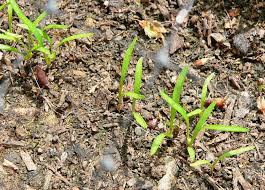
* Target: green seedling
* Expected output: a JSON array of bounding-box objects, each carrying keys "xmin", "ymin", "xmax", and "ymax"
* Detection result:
[
  {"xmin": 168, "ymin": 65, "xmax": 189, "ymax": 137},
  {"xmin": 0, "ymin": 0, "xmax": 93, "ymax": 66},
  {"xmin": 191, "ymin": 146, "xmax": 255, "ymax": 172},
  {"xmin": 118, "ymin": 36, "xmax": 138, "ymax": 111},
  {"xmin": 151, "ymin": 67, "xmax": 249, "ymax": 161}
]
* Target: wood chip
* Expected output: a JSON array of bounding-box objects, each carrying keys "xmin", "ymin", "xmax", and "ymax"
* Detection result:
[
  {"xmin": 0, "ymin": 140, "xmax": 26, "ymax": 147},
  {"xmin": 3, "ymin": 159, "xmax": 19, "ymax": 171},
  {"xmin": 43, "ymin": 170, "xmax": 53, "ymax": 190},
  {"xmin": 223, "ymin": 95, "xmax": 236, "ymax": 125},
  {"xmin": 20, "ymin": 150, "xmax": 37, "ymax": 171},
  {"xmin": 233, "ymin": 168, "xmax": 252, "ymax": 190}
]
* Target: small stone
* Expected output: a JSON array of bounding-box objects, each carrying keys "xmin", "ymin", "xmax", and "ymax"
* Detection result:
[
  {"xmin": 134, "ymin": 126, "xmax": 143, "ymax": 136},
  {"xmin": 233, "ymin": 34, "xmax": 250, "ymax": 54}
]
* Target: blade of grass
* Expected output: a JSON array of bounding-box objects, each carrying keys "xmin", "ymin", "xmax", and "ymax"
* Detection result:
[
  {"xmin": 0, "ymin": 34, "xmax": 17, "ymax": 41},
  {"xmin": 57, "ymin": 33, "xmax": 93, "ymax": 47},
  {"xmin": 190, "ymin": 102, "xmax": 216, "ymax": 146},
  {"xmin": 169, "ymin": 65, "xmax": 189, "ymax": 132},
  {"xmin": 0, "ymin": 3, "xmax": 8, "ymax": 12},
  {"xmin": 43, "ymin": 24, "xmax": 69, "ymax": 31},
  {"xmin": 201, "ymin": 73, "xmax": 215, "ymax": 109},
  {"xmin": 150, "ymin": 133, "xmax": 166, "ymax": 156},
  {"xmin": 123, "ymin": 92, "xmax": 145, "ymax": 100},
  {"xmin": 133, "ymin": 112, "xmax": 148, "ymax": 129},
  {"xmin": 33, "ymin": 11, "xmax": 48, "ymax": 25},
  {"xmin": 9, "ymin": 0, "xmax": 44, "ymax": 46},
  {"xmin": 190, "ymin": 160, "xmax": 211, "ymax": 168},
  {"xmin": 1, "ymin": 30, "xmax": 22, "ymax": 39},
  {"xmin": 118, "ymin": 36, "xmax": 138, "ymax": 110},
  {"xmin": 211, "ymin": 146, "xmax": 255, "ymax": 171},
  {"xmin": 187, "ymin": 108, "xmax": 202, "ymax": 117},
  {"xmin": 205, "ymin": 124, "xmax": 249, "ymax": 132},
  {"xmin": 134, "ymin": 57, "xmax": 143, "ymax": 94},
  {"xmin": 0, "ymin": 44, "xmax": 19, "ymax": 52},
  {"xmin": 160, "ymin": 91, "xmax": 189, "ymax": 127}
]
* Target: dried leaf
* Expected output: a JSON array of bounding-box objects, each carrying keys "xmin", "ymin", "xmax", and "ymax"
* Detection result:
[
  {"xmin": 139, "ymin": 20, "xmax": 167, "ymax": 42},
  {"xmin": 35, "ymin": 66, "xmax": 49, "ymax": 87}
]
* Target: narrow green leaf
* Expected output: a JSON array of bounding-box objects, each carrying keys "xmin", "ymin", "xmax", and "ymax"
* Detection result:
[
  {"xmin": 124, "ymin": 92, "xmax": 145, "ymax": 100},
  {"xmin": 9, "ymin": 0, "xmax": 44, "ymax": 46},
  {"xmin": 57, "ymin": 33, "xmax": 93, "ymax": 47},
  {"xmin": 133, "ymin": 112, "xmax": 148, "ymax": 129},
  {"xmin": 201, "ymin": 73, "xmax": 215, "ymax": 109},
  {"xmin": 1, "ymin": 30, "xmax": 22, "ymax": 39},
  {"xmin": 35, "ymin": 47, "xmax": 51, "ymax": 55},
  {"xmin": 211, "ymin": 146, "xmax": 255, "ymax": 171},
  {"xmin": 0, "ymin": 44, "xmax": 19, "ymax": 52},
  {"xmin": 17, "ymin": 23, "xmax": 29, "ymax": 30},
  {"xmin": 187, "ymin": 147, "xmax": 196, "ymax": 162},
  {"xmin": 150, "ymin": 133, "xmax": 166, "ymax": 156},
  {"xmin": 42, "ymin": 31, "xmax": 52, "ymax": 44},
  {"xmin": 187, "ymin": 108, "xmax": 202, "ymax": 117},
  {"xmin": 33, "ymin": 11, "xmax": 48, "ymax": 26},
  {"xmin": 0, "ymin": 3, "xmax": 8, "ymax": 12},
  {"xmin": 160, "ymin": 91, "xmax": 189, "ymax": 124},
  {"xmin": 205, "ymin": 124, "xmax": 249, "ymax": 133},
  {"xmin": 190, "ymin": 160, "xmax": 211, "ymax": 168},
  {"xmin": 190, "ymin": 102, "xmax": 216, "ymax": 145},
  {"xmin": 169, "ymin": 66, "xmax": 189, "ymax": 129},
  {"xmin": 43, "ymin": 24, "xmax": 69, "ymax": 31},
  {"xmin": 218, "ymin": 146, "xmax": 255, "ymax": 161},
  {"xmin": 134, "ymin": 57, "xmax": 143, "ymax": 94},
  {"xmin": 0, "ymin": 33, "xmax": 17, "ymax": 41},
  {"xmin": 172, "ymin": 66, "xmax": 189, "ymax": 103},
  {"xmin": 120, "ymin": 37, "xmax": 138, "ymax": 84}
]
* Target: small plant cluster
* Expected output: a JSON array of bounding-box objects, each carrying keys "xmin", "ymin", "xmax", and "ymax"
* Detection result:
[
  {"xmin": 118, "ymin": 37, "xmax": 255, "ymax": 172},
  {"xmin": 0, "ymin": 0, "xmax": 93, "ymax": 66}
]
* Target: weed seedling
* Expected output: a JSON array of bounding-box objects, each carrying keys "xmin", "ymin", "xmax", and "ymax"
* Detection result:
[
  {"xmin": 151, "ymin": 67, "xmax": 252, "ymax": 167},
  {"xmin": 0, "ymin": 0, "xmax": 93, "ymax": 66},
  {"xmin": 118, "ymin": 37, "xmax": 138, "ymax": 111},
  {"xmin": 191, "ymin": 145, "xmax": 255, "ymax": 172}
]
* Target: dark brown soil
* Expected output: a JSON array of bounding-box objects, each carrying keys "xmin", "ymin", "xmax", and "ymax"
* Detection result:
[{"xmin": 0, "ymin": 0, "xmax": 264, "ymax": 190}]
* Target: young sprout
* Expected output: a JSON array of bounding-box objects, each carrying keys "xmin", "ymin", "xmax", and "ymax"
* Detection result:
[
  {"xmin": 0, "ymin": 0, "xmax": 93, "ymax": 66},
  {"xmin": 168, "ymin": 65, "xmax": 189, "ymax": 136},
  {"xmin": 118, "ymin": 36, "xmax": 138, "ymax": 111},
  {"xmin": 151, "ymin": 67, "xmax": 250, "ymax": 163},
  {"xmin": 191, "ymin": 146, "xmax": 255, "ymax": 172}
]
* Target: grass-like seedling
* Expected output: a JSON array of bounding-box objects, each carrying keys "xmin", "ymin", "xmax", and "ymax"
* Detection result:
[
  {"xmin": 0, "ymin": 0, "xmax": 93, "ymax": 66},
  {"xmin": 151, "ymin": 67, "xmax": 251, "ymax": 164},
  {"xmin": 190, "ymin": 145, "xmax": 255, "ymax": 172},
  {"xmin": 118, "ymin": 36, "xmax": 138, "ymax": 111}
]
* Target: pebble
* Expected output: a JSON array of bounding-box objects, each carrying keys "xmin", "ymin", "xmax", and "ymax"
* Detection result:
[
  {"xmin": 135, "ymin": 126, "xmax": 143, "ymax": 136},
  {"xmin": 233, "ymin": 34, "xmax": 250, "ymax": 54}
]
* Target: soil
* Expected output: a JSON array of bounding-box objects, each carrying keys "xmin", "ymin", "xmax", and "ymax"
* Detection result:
[{"xmin": 0, "ymin": 0, "xmax": 264, "ymax": 190}]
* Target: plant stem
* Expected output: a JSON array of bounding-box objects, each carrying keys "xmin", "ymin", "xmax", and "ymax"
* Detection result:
[{"xmin": 117, "ymin": 83, "xmax": 123, "ymax": 111}]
